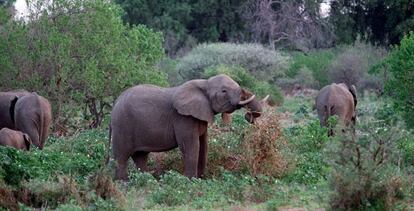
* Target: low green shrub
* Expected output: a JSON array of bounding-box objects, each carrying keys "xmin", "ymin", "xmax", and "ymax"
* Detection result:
[
  {"xmin": 284, "ymin": 120, "xmax": 330, "ymax": 184},
  {"xmin": 0, "ymin": 129, "xmax": 108, "ymax": 186},
  {"xmin": 327, "ymin": 113, "xmax": 412, "ymax": 210},
  {"xmin": 288, "ymin": 49, "xmax": 337, "ymax": 88}
]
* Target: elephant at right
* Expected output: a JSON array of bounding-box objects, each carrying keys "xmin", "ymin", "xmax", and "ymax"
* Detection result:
[{"xmin": 315, "ymin": 83, "xmax": 357, "ymax": 136}]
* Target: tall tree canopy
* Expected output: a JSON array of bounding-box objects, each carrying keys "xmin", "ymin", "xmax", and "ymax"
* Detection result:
[
  {"xmin": 116, "ymin": 0, "xmax": 248, "ymax": 57},
  {"xmin": 330, "ymin": 0, "xmax": 414, "ymax": 45}
]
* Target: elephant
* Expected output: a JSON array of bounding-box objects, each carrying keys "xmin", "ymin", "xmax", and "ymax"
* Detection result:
[
  {"xmin": 0, "ymin": 91, "xmax": 52, "ymax": 149},
  {"xmin": 0, "ymin": 128, "xmax": 32, "ymax": 150},
  {"xmin": 315, "ymin": 83, "xmax": 357, "ymax": 135},
  {"xmin": 221, "ymin": 94, "xmax": 270, "ymax": 125},
  {"xmin": 109, "ymin": 74, "xmax": 265, "ymax": 180}
]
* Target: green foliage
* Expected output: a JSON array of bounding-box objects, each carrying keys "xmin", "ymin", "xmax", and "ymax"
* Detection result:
[
  {"xmin": 284, "ymin": 120, "xmax": 330, "ymax": 184},
  {"xmin": 0, "ymin": 0, "xmax": 167, "ymax": 128},
  {"xmin": 287, "ymin": 49, "xmax": 337, "ymax": 88},
  {"xmin": 115, "ymin": 0, "xmax": 249, "ymax": 56},
  {"xmin": 204, "ymin": 65, "xmax": 284, "ymax": 105},
  {"xmin": 177, "ymin": 43, "xmax": 289, "ymax": 83},
  {"xmin": 0, "ymin": 130, "xmax": 107, "ymax": 186},
  {"xmin": 381, "ymin": 32, "xmax": 414, "ymax": 128},
  {"xmin": 330, "ymin": 0, "xmax": 414, "ymax": 45},
  {"xmin": 326, "ymin": 118, "xmax": 412, "ymax": 210}
]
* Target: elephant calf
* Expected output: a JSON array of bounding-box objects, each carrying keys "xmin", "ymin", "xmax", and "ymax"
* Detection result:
[
  {"xmin": 110, "ymin": 74, "xmax": 266, "ymax": 180},
  {"xmin": 315, "ymin": 83, "xmax": 357, "ymax": 135},
  {"xmin": 0, "ymin": 128, "xmax": 32, "ymax": 150}
]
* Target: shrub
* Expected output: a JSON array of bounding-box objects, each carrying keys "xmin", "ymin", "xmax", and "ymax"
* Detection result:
[
  {"xmin": 204, "ymin": 65, "xmax": 284, "ymax": 105},
  {"xmin": 328, "ymin": 41, "xmax": 387, "ymax": 92},
  {"xmin": 380, "ymin": 32, "xmax": 414, "ymax": 128},
  {"xmin": 327, "ymin": 114, "xmax": 412, "ymax": 210},
  {"xmin": 176, "ymin": 43, "xmax": 290, "ymax": 83},
  {"xmin": 288, "ymin": 49, "xmax": 337, "ymax": 88},
  {"xmin": 0, "ymin": 129, "xmax": 108, "ymax": 186},
  {"xmin": 284, "ymin": 119, "xmax": 330, "ymax": 184}
]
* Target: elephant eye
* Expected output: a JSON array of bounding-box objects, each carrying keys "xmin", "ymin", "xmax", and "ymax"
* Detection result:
[{"xmin": 222, "ymin": 89, "xmax": 227, "ymax": 93}]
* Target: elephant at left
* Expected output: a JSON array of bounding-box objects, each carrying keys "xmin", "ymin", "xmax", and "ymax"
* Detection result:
[
  {"xmin": 0, "ymin": 91, "xmax": 52, "ymax": 149},
  {"xmin": 0, "ymin": 128, "xmax": 32, "ymax": 150}
]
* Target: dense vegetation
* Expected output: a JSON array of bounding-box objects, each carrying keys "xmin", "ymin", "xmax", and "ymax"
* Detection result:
[{"xmin": 0, "ymin": 0, "xmax": 413, "ymax": 210}]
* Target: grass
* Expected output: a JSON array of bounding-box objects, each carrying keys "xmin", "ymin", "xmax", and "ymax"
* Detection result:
[{"xmin": 0, "ymin": 94, "xmax": 412, "ymax": 210}]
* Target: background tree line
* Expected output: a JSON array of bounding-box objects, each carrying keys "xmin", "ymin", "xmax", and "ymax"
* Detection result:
[{"xmin": 0, "ymin": 0, "xmax": 413, "ymax": 129}]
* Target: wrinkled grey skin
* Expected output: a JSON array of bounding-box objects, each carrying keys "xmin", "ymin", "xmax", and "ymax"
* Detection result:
[
  {"xmin": 0, "ymin": 128, "xmax": 32, "ymax": 150},
  {"xmin": 0, "ymin": 91, "xmax": 52, "ymax": 149},
  {"xmin": 0, "ymin": 90, "xmax": 29, "ymax": 130},
  {"xmin": 315, "ymin": 83, "xmax": 357, "ymax": 135},
  {"xmin": 110, "ymin": 74, "xmax": 264, "ymax": 180}
]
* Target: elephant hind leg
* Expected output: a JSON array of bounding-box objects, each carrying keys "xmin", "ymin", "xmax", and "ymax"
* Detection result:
[
  {"xmin": 115, "ymin": 155, "xmax": 129, "ymax": 180},
  {"xmin": 132, "ymin": 151, "xmax": 149, "ymax": 172}
]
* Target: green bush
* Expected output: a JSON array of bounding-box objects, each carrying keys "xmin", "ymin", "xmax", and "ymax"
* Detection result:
[
  {"xmin": 284, "ymin": 120, "xmax": 330, "ymax": 184},
  {"xmin": 204, "ymin": 65, "xmax": 284, "ymax": 105},
  {"xmin": 326, "ymin": 102, "xmax": 412, "ymax": 210},
  {"xmin": 176, "ymin": 43, "xmax": 290, "ymax": 83},
  {"xmin": 287, "ymin": 49, "xmax": 337, "ymax": 88},
  {"xmin": 381, "ymin": 32, "xmax": 414, "ymax": 128},
  {"xmin": 0, "ymin": 129, "xmax": 107, "ymax": 186},
  {"xmin": 0, "ymin": 0, "xmax": 167, "ymax": 128}
]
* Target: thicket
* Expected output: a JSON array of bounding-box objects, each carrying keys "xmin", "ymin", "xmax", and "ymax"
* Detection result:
[
  {"xmin": 379, "ymin": 32, "xmax": 414, "ymax": 128},
  {"xmin": 328, "ymin": 41, "xmax": 387, "ymax": 94},
  {"xmin": 327, "ymin": 99, "xmax": 413, "ymax": 210},
  {"xmin": 0, "ymin": 0, "xmax": 167, "ymax": 130}
]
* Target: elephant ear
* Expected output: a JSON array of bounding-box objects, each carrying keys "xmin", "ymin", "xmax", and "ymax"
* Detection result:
[
  {"xmin": 348, "ymin": 85, "xmax": 357, "ymax": 107},
  {"xmin": 9, "ymin": 96, "xmax": 18, "ymax": 124},
  {"xmin": 23, "ymin": 134, "xmax": 31, "ymax": 150},
  {"xmin": 172, "ymin": 82, "xmax": 215, "ymax": 124}
]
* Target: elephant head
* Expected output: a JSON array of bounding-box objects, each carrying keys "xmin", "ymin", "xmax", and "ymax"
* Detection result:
[
  {"xmin": 243, "ymin": 93, "xmax": 270, "ymax": 123},
  {"xmin": 172, "ymin": 74, "xmax": 259, "ymax": 124}
]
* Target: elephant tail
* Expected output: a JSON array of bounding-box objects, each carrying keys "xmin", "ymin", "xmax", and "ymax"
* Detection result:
[
  {"xmin": 105, "ymin": 121, "xmax": 112, "ymax": 165},
  {"xmin": 9, "ymin": 96, "xmax": 18, "ymax": 125},
  {"xmin": 324, "ymin": 105, "xmax": 334, "ymax": 136}
]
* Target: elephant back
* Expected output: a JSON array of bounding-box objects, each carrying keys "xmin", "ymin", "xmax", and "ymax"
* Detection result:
[
  {"xmin": 14, "ymin": 92, "xmax": 52, "ymax": 149},
  {"xmin": 0, "ymin": 91, "xmax": 30, "ymax": 129}
]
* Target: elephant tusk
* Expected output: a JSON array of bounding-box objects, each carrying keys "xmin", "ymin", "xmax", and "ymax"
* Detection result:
[
  {"xmin": 239, "ymin": 95, "xmax": 255, "ymax": 105},
  {"xmin": 262, "ymin": 95, "xmax": 270, "ymax": 102}
]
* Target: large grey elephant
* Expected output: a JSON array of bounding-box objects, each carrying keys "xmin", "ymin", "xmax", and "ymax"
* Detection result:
[
  {"xmin": 110, "ymin": 74, "xmax": 265, "ymax": 179},
  {"xmin": 0, "ymin": 91, "xmax": 52, "ymax": 149},
  {"xmin": 315, "ymin": 83, "xmax": 357, "ymax": 135},
  {"xmin": 0, "ymin": 128, "xmax": 32, "ymax": 150}
]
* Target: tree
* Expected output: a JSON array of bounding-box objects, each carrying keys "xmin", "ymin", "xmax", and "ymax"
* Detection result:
[
  {"xmin": 115, "ymin": 0, "xmax": 250, "ymax": 57},
  {"xmin": 381, "ymin": 32, "xmax": 414, "ymax": 128},
  {"xmin": 242, "ymin": 0, "xmax": 335, "ymax": 52},
  {"xmin": 0, "ymin": 0, "xmax": 166, "ymax": 129},
  {"xmin": 330, "ymin": 0, "xmax": 414, "ymax": 45}
]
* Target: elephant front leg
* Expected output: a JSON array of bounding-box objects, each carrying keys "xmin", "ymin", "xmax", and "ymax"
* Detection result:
[
  {"xmin": 197, "ymin": 133, "xmax": 208, "ymax": 178},
  {"xmin": 178, "ymin": 135, "xmax": 200, "ymax": 178}
]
